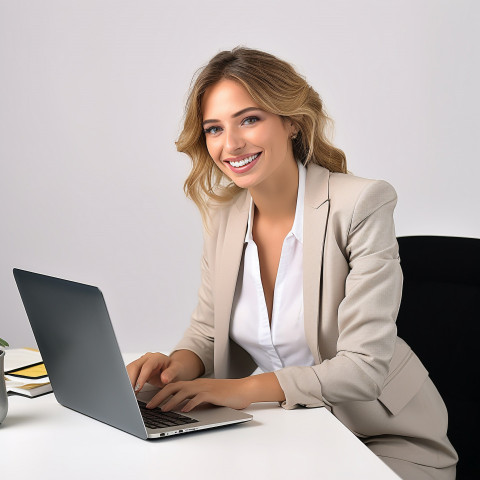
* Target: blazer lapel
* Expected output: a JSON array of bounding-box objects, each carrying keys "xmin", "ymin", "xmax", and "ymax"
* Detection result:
[
  {"xmin": 214, "ymin": 190, "xmax": 250, "ymax": 378},
  {"xmin": 303, "ymin": 164, "xmax": 331, "ymax": 364}
]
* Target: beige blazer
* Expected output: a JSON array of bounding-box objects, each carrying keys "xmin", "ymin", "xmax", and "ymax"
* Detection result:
[{"xmin": 175, "ymin": 163, "xmax": 457, "ymax": 469}]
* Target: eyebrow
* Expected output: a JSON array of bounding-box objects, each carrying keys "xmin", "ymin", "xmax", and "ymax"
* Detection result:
[{"xmin": 202, "ymin": 107, "xmax": 262, "ymax": 127}]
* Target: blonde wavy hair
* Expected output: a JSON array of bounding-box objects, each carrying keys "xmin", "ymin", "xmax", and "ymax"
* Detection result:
[{"xmin": 176, "ymin": 46, "xmax": 347, "ymax": 223}]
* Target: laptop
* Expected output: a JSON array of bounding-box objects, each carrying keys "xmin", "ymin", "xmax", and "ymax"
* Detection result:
[{"xmin": 13, "ymin": 268, "xmax": 252, "ymax": 439}]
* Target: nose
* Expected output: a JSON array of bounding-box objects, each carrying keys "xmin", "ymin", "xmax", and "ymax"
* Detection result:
[{"xmin": 225, "ymin": 128, "xmax": 245, "ymax": 153}]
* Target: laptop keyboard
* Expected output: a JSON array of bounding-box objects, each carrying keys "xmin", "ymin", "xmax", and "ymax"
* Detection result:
[{"xmin": 138, "ymin": 401, "xmax": 199, "ymax": 430}]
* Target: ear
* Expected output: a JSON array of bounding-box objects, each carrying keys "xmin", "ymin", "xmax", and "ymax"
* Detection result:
[
  {"xmin": 289, "ymin": 122, "xmax": 299, "ymax": 139},
  {"xmin": 283, "ymin": 117, "xmax": 298, "ymax": 136}
]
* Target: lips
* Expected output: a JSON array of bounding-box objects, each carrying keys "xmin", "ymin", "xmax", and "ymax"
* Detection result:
[
  {"xmin": 223, "ymin": 152, "xmax": 261, "ymax": 173},
  {"xmin": 230, "ymin": 153, "xmax": 260, "ymax": 168}
]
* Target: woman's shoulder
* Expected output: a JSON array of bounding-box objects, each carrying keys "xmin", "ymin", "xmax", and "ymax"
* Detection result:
[
  {"xmin": 307, "ymin": 164, "xmax": 397, "ymax": 205},
  {"xmin": 306, "ymin": 163, "xmax": 398, "ymax": 221},
  {"xmin": 331, "ymin": 169, "xmax": 395, "ymax": 196}
]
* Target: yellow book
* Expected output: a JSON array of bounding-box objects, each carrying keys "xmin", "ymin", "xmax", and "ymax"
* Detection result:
[
  {"xmin": 5, "ymin": 379, "xmax": 52, "ymax": 398},
  {"xmin": 4, "ymin": 348, "xmax": 52, "ymax": 398}
]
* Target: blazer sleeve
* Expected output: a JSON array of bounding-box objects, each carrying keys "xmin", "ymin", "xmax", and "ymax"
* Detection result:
[
  {"xmin": 274, "ymin": 179, "xmax": 402, "ymax": 409},
  {"xmin": 172, "ymin": 230, "xmax": 215, "ymax": 377}
]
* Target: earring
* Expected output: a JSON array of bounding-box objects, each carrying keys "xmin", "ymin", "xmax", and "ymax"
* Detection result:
[{"xmin": 291, "ymin": 132, "xmax": 298, "ymax": 140}]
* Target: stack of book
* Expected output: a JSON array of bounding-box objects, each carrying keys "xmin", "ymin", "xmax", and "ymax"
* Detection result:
[{"xmin": 4, "ymin": 348, "xmax": 52, "ymax": 398}]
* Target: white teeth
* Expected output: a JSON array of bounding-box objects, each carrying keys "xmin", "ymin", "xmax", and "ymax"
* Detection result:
[{"xmin": 229, "ymin": 153, "xmax": 259, "ymax": 168}]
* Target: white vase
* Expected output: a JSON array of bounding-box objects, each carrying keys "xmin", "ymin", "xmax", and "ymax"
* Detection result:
[{"xmin": 0, "ymin": 350, "xmax": 8, "ymax": 424}]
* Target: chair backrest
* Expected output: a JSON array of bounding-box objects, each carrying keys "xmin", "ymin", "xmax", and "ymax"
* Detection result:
[{"xmin": 396, "ymin": 235, "xmax": 480, "ymax": 478}]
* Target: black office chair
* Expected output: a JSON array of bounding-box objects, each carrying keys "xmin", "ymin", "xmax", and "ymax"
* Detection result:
[{"xmin": 396, "ymin": 236, "xmax": 480, "ymax": 479}]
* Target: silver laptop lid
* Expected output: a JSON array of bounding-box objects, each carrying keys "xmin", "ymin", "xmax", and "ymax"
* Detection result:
[{"xmin": 13, "ymin": 268, "xmax": 148, "ymax": 439}]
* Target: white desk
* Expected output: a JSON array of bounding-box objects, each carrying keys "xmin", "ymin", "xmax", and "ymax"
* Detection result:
[{"xmin": 2, "ymin": 358, "xmax": 400, "ymax": 480}]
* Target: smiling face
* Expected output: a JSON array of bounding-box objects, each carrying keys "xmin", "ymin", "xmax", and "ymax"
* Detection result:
[{"xmin": 201, "ymin": 79, "xmax": 297, "ymax": 192}]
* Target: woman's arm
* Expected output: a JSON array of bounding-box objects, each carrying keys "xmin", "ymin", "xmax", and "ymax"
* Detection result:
[
  {"xmin": 275, "ymin": 179, "xmax": 402, "ymax": 409},
  {"xmin": 128, "ymin": 212, "xmax": 219, "ymax": 395},
  {"xmin": 172, "ymin": 227, "xmax": 217, "ymax": 377}
]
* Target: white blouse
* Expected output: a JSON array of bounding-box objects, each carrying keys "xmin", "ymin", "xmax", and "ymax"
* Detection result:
[{"xmin": 229, "ymin": 161, "xmax": 315, "ymax": 373}]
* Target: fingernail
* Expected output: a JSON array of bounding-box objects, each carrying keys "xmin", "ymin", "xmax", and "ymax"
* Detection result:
[{"xmin": 135, "ymin": 383, "xmax": 141, "ymax": 392}]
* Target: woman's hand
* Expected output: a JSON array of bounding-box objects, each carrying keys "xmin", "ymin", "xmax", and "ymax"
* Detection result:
[
  {"xmin": 126, "ymin": 352, "xmax": 178, "ymax": 392},
  {"xmin": 126, "ymin": 350, "xmax": 205, "ymax": 393},
  {"xmin": 145, "ymin": 372, "xmax": 286, "ymax": 413},
  {"xmin": 145, "ymin": 378, "xmax": 253, "ymax": 412}
]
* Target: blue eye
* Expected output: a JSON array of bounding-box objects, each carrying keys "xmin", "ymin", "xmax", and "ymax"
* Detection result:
[
  {"xmin": 204, "ymin": 126, "xmax": 222, "ymax": 135},
  {"xmin": 242, "ymin": 116, "xmax": 259, "ymax": 125}
]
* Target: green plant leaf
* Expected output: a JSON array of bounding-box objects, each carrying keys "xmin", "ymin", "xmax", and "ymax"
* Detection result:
[{"xmin": 0, "ymin": 338, "xmax": 9, "ymax": 348}]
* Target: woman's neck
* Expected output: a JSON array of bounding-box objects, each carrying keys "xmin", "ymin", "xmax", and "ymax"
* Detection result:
[{"xmin": 249, "ymin": 160, "xmax": 299, "ymax": 222}]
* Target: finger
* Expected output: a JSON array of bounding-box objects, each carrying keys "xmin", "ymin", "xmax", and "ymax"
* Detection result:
[
  {"xmin": 135, "ymin": 354, "xmax": 168, "ymax": 392},
  {"xmin": 126, "ymin": 357, "xmax": 147, "ymax": 390},
  {"xmin": 160, "ymin": 362, "xmax": 181, "ymax": 385},
  {"xmin": 146, "ymin": 381, "xmax": 193, "ymax": 411},
  {"xmin": 181, "ymin": 393, "xmax": 208, "ymax": 413},
  {"xmin": 134, "ymin": 363, "xmax": 158, "ymax": 392},
  {"xmin": 146, "ymin": 383, "xmax": 182, "ymax": 409},
  {"xmin": 161, "ymin": 388, "xmax": 194, "ymax": 412}
]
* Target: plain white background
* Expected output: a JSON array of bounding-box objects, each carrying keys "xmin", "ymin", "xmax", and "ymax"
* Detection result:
[{"xmin": 1, "ymin": 0, "xmax": 479, "ymax": 351}]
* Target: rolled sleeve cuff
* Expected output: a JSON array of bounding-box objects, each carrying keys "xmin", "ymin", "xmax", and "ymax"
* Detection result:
[{"xmin": 274, "ymin": 366, "xmax": 326, "ymax": 410}]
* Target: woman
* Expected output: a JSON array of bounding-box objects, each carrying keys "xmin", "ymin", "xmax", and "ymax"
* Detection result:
[{"xmin": 127, "ymin": 47, "xmax": 457, "ymax": 479}]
